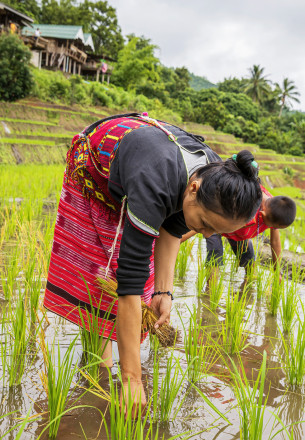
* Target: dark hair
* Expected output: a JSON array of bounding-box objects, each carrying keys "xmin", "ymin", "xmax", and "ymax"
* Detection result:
[
  {"xmin": 196, "ymin": 150, "xmax": 262, "ymax": 222},
  {"xmin": 266, "ymin": 196, "xmax": 296, "ymax": 226}
]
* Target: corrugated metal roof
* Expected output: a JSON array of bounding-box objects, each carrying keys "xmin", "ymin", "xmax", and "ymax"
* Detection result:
[
  {"xmin": 83, "ymin": 33, "xmax": 94, "ymax": 52},
  {"xmin": 0, "ymin": 2, "xmax": 34, "ymax": 23},
  {"xmin": 22, "ymin": 24, "xmax": 84, "ymax": 42}
]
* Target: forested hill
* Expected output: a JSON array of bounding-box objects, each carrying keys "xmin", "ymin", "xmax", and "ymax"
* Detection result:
[{"xmin": 189, "ymin": 73, "xmax": 217, "ymax": 91}]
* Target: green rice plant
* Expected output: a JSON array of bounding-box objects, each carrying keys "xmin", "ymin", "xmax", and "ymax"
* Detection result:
[
  {"xmin": 0, "ymin": 407, "xmax": 36, "ymax": 440},
  {"xmin": 231, "ymin": 350, "xmax": 269, "ymax": 439},
  {"xmin": 256, "ymin": 264, "xmax": 272, "ymax": 301},
  {"xmin": 175, "ymin": 239, "xmax": 194, "ymax": 279},
  {"xmin": 151, "ymin": 342, "xmax": 227, "ymax": 424},
  {"xmin": 196, "ymin": 246, "xmax": 207, "ymax": 295},
  {"xmin": 7, "ymin": 287, "xmax": 28, "ymax": 386},
  {"xmin": 0, "ymin": 247, "xmax": 20, "ymax": 300},
  {"xmin": 1, "ymin": 204, "xmax": 18, "ymax": 240},
  {"xmin": 178, "ymin": 305, "xmax": 220, "ymax": 383},
  {"xmin": 39, "ymin": 334, "xmax": 80, "ymax": 439},
  {"xmin": 231, "ymin": 350, "xmax": 302, "ymax": 439},
  {"xmin": 81, "ymin": 365, "xmax": 192, "ymax": 440},
  {"xmin": 152, "ymin": 346, "xmax": 190, "ymax": 422},
  {"xmin": 109, "ymin": 372, "xmax": 158, "ymax": 440},
  {"xmin": 0, "ymin": 307, "xmax": 8, "ymax": 385},
  {"xmin": 280, "ymin": 273, "xmax": 298, "ymax": 334},
  {"xmin": 208, "ymin": 263, "xmax": 225, "ymax": 311},
  {"xmin": 220, "ymin": 286, "xmax": 251, "ymax": 355},
  {"xmin": 279, "ymin": 311, "xmax": 305, "ymax": 387},
  {"xmin": 79, "ymin": 279, "xmax": 115, "ymax": 381},
  {"xmin": 28, "ymin": 266, "xmax": 42, "ymax": 325},
  {"xmin": 267, "ymin": 265, "xmax": 285, "ymax": 316}
]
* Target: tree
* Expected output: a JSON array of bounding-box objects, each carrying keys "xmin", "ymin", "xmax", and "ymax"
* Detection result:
[
  {"xmin": 0, "ymin": 34, "xmax": 33, "ymax": 101},
  {"xmin": 88, "ymin": 1, "xmax": 124, "ymax": 58},
  {"xmin": 218, "ymin": 77, "xmax": 247, "ymax": 94},
  {"xmin": 3, "ymin": 0, "xmax": 40, "ymax": 20},
  {"xmin": 275, "ymin": 78, "xmax": 300, "ymax": 117},
  {"xmin": 243, "ymin": 65, "xmax": 270, "ymax": 105},
  {"xmin": 111, "ymin": 36, "xmax": 160, "ymax": 89},
  {"xmin": 40, "ymin": 0, "xmax": 123, "ymax": 57}
]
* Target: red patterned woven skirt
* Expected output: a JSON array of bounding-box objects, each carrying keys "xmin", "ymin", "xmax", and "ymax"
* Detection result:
[{"xmin": 44, "ymin": 116, "xmax": 155, "ymax": 341}]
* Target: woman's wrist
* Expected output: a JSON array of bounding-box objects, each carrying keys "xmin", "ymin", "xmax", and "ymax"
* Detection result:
[{"xmin": 151, "ymin": 291, "xmax": 174, "ymax": 301}]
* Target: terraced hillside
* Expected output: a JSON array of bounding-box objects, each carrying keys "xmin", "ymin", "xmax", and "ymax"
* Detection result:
[{"xmin": 1, "ymin": 98, "xmax": 305, "ymax": 195}]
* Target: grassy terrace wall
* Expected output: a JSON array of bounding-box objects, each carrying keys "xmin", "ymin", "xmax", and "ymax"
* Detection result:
[{"xmin": 1, "ymin": 98, "xmax": 305, "ymax": 192}]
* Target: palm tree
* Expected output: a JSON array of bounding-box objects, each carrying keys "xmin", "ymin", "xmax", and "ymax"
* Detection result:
[
  {"xmin": 243, "ymin": 65, "xmax": 270, "ymax": 105},
  {"xmin": 275, "ymin": 78, "xmax": 300, "ymax": 117}
]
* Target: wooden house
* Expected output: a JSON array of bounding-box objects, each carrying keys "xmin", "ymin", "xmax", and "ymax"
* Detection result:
[{"xmin": 22, "ymin": 24, "xmax": 95, "ymax": 75}]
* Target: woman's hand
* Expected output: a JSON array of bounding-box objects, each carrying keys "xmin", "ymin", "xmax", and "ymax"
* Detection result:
[
  {"xmin": 117, "ymin": 296, "xmax": 144, "ymax": 416},
  {"xmin": 150, "ymin": 294, "xmax": 172, "ymax": 329},
  {"xmin": 120, "ymin": 378, "xmax": 147, "ymax": 418}
]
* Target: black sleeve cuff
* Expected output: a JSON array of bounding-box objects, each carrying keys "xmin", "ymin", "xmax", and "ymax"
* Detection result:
[{"xmin": 116, "ymin": 217, "xmax": 155, "ymax": 296}]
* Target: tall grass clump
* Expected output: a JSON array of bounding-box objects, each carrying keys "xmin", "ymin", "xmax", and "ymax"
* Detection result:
[
  {"xmin": 80, "ymin": 363, "xmax": 188, "ymax": 440},
  {"xmin": 175, "ymin": 239, "xmax": 194, "ymax": 279},
  {"xmin": 231, "ymin": 350, "xmax": 300, "ymax": 439},
  {"xmin": 207, "ymin": 262, "xmax": 225, "ymax": 311},
  {"xmin": 39, "ymin": 334, "xmax": 80, "ymax": 439},
  {"xmin": 80, "ymin": 283, "xmax": 115, "ymax": 380},
  {"xmin": 0, "ymin": 247, "xmax": 20, "ymax": 300},
  {"xmin": 7, "ymin": 288, "xmax": 31, "ymax": 386},
  {"xmin": 196, "ymin": 243, "xmax": 207, "ymax": 295},
  {"xmin": 231, "ymin": 350, "xmax": 269, "ymax": 439},
  {"xmin": 267, "ymin": 265, "xmax": 284, "ymax": 316},
  {"xmin": 178, "ymin": 305, "xmax": 219, "ymax": 383},
  {"xmin": 279, "ymin": 311, "xmax": 305, "ymax": 388},
  {"xmin": 256, "ymin": 264, "xmax": 272, "ymax": 301},
  {"xmin": 280, "ymin": 272, "xmax": 299, "ymax": 334},
  {"xmin": 152, "ymin": 346, "xmax": 189, "ymax": 422},
  {"xmin": 221, "ymin": 286, "xmax": 251, "ymax": 355}
]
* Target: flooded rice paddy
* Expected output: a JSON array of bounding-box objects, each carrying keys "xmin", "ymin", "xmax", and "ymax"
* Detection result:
[{"xmin": 1, "ymin": 164, "xmax": 305, "ymax": 439}]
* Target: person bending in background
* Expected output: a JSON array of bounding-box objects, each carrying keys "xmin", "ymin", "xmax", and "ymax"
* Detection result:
[{"xmin": 182, "ymin": 183, "xmax": 296, "ymax": 291}]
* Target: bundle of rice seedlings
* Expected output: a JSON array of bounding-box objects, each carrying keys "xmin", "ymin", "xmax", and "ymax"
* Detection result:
[{"xmin": 97, "ymin": 274, "xmax": 177, "ymax": 347}]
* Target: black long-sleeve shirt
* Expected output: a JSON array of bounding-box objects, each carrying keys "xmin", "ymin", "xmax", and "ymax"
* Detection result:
[{"xmin": 108, "ymin": 123, "xmax": 220, "ymax": 295}]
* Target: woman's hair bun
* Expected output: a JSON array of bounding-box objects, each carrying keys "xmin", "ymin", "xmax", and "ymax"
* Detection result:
[{"xmin": 234, "ymin": 150, "xmax": 259, "ymax": 179}]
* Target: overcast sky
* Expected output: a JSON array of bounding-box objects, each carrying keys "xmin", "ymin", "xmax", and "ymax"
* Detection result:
[{"xmin": 110, "ymin": 0, "xmax": 305, "ymax": 111}]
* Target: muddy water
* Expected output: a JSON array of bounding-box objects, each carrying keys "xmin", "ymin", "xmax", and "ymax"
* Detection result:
[{"xmin": 1, "ymin": 238, "xmax": 305, "ymax": 439}]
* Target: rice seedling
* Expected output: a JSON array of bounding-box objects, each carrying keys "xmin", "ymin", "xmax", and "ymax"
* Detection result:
[
  {"xmin": 178, "ymin": 305, "xmax": 220, "ymax": 383},
  {"xmin": 267, "ymin": 265, "xmax": 284, "ymax": 316},
  {"xmin": 151, "ymin": 343, "xmax": 190, "ymax": 422},
  {"xmin": 279, "ymin": 311, "xmax": 305, "ymax": 388},
  {"xmin": 280, "ymin": 273, "xmax": 298, "ymax": 334},
  {"xmin": 196, "ymin": 245, "xmax": 207, "ymax": 295},
  {"xmin": 28, "ymin": 266, "xmax": 42, "ymax": 325},
  {"xmin": 220, "ymin": 286, "xmax": 251, "ymax": 355},
  {"xmin": 79, "ymin": 360, "xmax": 192, "ymax": 440},
  {"xmin": 0, "ymin": 407, "xmax": 35, "ymax": 440},
  {"xmin": 256, "ymin": 264, "xmax": 272, "ymax": 301},
  {"xmin": 207, "ymin": 263, "xmax": 225, "ymax": 311},
  {"xmin": 79, "ymin": 280, "xmax": 115, "ymax": 380},
  {"xmin": 39, "ymin": 334, "xmax": 81, "ymax": 439},
  {"xmin": 97, "ymin": 274, "xmax": 177, "ymax": 347},
  {"xmin": 231, "ymin": 350, "xmax": 299, "ymax": 439},
  {"xmin": 231, "ymin": 350, "xmax": 269, "ymax": 439},
  {"xmin": 7, "ymin": 287, "xmax": 29, "ymax": 386},
  {"xmin": 1, "ymin": 205, "xmax": 18, "ymax": 240},
  {"xmin": 175, "ymin": 239, "xmax": 194, "ymax": 279},
  {"xmin": 0, "ymin": 247, "xmax": 20, "ymax": 301}
]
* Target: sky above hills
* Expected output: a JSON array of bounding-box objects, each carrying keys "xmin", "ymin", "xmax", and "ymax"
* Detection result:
[{"xmin": 110, "ymin": 0, "xmax": 305, "ymax": 110}]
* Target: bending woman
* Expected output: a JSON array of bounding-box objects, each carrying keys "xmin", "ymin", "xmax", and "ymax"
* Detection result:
[{"xmin": 44, "ymin": 113, "xmax": 262, "ymax": 412}]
